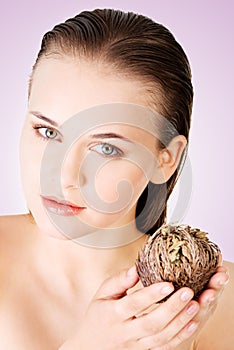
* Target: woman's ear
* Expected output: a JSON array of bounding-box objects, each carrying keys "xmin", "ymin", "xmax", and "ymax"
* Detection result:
[{"xmin": 150, "ymin": 135, "xmax": 187, "ymax": 184}]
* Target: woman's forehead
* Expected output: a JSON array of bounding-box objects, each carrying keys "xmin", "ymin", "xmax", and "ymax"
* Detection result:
[{"xmin": 28, "ymin": 58, "xmax": 158, "ymax": 125}]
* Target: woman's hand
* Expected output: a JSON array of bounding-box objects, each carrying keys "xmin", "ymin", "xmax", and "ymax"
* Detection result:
[
  {"xmin": 59, "ymin": 265, "xmax": 229, "ymax": 350},
  {"xmin": 179, "ymin": 264, "xmax": 229, "ymax": 349},
  {"xmin": 174, "ymin": 263, "xmax": 229, "ymax": 350}
]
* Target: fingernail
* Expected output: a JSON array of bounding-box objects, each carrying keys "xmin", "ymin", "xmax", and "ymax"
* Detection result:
[
  {"xmin": 161, "ymin": 285, "xmax": 174, "ymax": 295},
  {"xmin": 186, "ymin": 303, "xmax": 199, "ymax": 315},
  {"xmin": 127, "ymin": 265, "xmax": 137, "ymax": 277},
  {"xmin": 205, "ymin": 296, "xmax": 215, "ymax": 305},
  {"xmin": 181, "ymin": 290, "xmax": 193, "ymax": 302},
  {"xmin": 218, "ymin": 278, "xmax": 229, "ymax": 286},
  {"xmin": 187, "ymin": 322, "xmax": 198, "ymax": 333}
]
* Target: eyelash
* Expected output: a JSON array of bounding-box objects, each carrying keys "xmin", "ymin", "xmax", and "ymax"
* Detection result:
[
  {"xmin": 90, "ymin": 143, "xmax": 124, "ymax": 158},
  {"xmin": 32, "ymin": 124, "xmax": 61, "ymax": 142},
  {"xmin": 32, "ymin": 124, "xmax": 124, "ymax": 157}
]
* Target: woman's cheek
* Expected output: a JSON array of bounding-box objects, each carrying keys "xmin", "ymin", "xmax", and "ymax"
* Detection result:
[
  {"xmin": 94, "ymin": 160, "xmax": 148, "ymax": 210},
  {"xmin": 19, "ymin": 129, "xmax": 44, "ymax": 199}
]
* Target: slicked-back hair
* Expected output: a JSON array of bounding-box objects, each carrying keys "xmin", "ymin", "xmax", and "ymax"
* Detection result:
[{"xmin": 29, "ymin": 8, "xmax": 193, "ymax": 235}]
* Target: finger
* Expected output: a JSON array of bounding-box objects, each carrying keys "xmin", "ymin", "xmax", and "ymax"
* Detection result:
[
  {"xmin": 207, "ymin": 270, "xmax": 229, "ymax": 290},
  {"xmin": 128, "ymin": 287, "xmax": 194, "ymax": 338},
  {"xmin": 193, "ymin": 288, "xmax": 218, "ymax": 326},
  {"xmin": 197, "ymin": 274, "xmax": 229, "ymax": 310},
  {"xmin": 218, "ymin": 253, "xmax": 223, "ymax": 266},
  {"xmin": 115, "ymin": 282, "xmax": 174, "ymax": 319},
  {"xmin": 197, "ymin": 288, "xmax": 216, "ymax": 307},
  {"xmin": 154, "ymin": 321, "xmax": 198, "ymax": 350},
  {"xmin": 216, "ymin": 265, "xmax": 228, "ymax": 273},
  {"xmin": 194, "ymin": 268, "xmax": 229, "ymax": 311},
  {"xmin": 137, "ymin": 300, "xmax": 199, "ymax": 349},
  {"xmin": 95, "ymin": 265, "xmax": 139, "ymax": 300}
]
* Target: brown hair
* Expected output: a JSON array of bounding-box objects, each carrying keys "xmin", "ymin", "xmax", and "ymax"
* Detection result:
[{"xmin": 29, "ymin": 8, "xmax": 193, "ymax": 235}]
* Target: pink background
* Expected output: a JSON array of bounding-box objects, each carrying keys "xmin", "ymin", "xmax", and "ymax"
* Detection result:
[{"xmin": 0, "ymin": 1, "xmax": 233, "ymax": 261}]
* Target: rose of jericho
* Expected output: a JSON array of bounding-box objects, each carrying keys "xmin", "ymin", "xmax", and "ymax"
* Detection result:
[{"xmin": 136, "ymin": 224, "xmax": 221, "ymax": 300}]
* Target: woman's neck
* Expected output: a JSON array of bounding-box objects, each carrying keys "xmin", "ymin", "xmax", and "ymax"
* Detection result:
[{"xmin": 28, "ymin": 218, "xmax": 148, "ymax": 300}]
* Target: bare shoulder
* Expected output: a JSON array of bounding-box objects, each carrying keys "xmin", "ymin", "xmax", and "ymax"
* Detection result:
[
  {"xmin": 0, "ymin": 213, "xmax": 30, "ymax": 240},
  {"xmin": 0, "ymin": 213, "xmax": 24, "ymax": 227},
  {"xmin": 0, "ymin": 214, "xmax": 35, "ymax": 291},
  {"xmin": 197, "ymin": 260, "xmax": 234, "ymax": 349},
  {"xmin": 0, "ymin": 213, "xmax": 33, "ymax": 228},
  {"xmin": 0, "ymin": 214, "xmax": 32, "ymax": 264}
]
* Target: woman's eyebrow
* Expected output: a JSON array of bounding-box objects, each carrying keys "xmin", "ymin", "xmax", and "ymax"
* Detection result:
[
  {"xmin": 29, "ymin": 113, "xmax": 133, "ymax": 142},
  {"xmin": 89, "ymin": 132, "xmax": 133, "ymax": 143},
  {"xmin": 29, "ymin": 111, "xmax": 59, "ymax": 127}
]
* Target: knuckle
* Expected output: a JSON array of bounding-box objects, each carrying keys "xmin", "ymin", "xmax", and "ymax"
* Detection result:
[
  {"xmin": 168, "ymin": 300, "xmax": 181, "ymax": 315},
  {"xmin": 150, "ymin": 334, "xmax": 163, "ymax": 347},
  {"xmin": 174, "ymin": 304, "xmax": 198, "ymax": 329},
  {"xmin": 145, "ymin": 283, "xmax": 160, "ymax": 298},
  {"xmin": 142, "ymin": 318, "xmax": 157, "ymax": 334},
  {"xmin": 177, "ymin": 309, "xmax": 192, "ymax": 326},
  {"xmin": 128, "ymin": 296, "xmax": 140, "ymax": 315},
  {"xmin": 114, "ymin": 300, "xmax": 126, "ymax": 319},
  {"xmin": 171, "ymin": 324, "xmax": 195, "ymax": 347},
  {"xmin": 175, "ymin": 331, "xmax": 188, "ymax": 344}
]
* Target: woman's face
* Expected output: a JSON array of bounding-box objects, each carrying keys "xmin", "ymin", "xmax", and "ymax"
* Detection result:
[{"xmin": 20, "ymin": 57, "xmax": 162, "ymax": 242}]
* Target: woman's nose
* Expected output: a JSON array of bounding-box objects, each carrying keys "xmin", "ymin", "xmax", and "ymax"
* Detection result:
[{"xmin": 60, "ymin": 145, "xmax": 86, "ymax": 190}]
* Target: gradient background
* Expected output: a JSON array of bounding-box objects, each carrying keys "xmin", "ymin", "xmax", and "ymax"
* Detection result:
[{"xmin": 0, "ymin": 0, "xmax": 233, "ymax": 261}]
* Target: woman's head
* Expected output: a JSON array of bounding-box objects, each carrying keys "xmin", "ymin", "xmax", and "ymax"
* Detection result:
[{"xmin": 21, "ymin": 8, "xmax": 193, "ymax": 239}]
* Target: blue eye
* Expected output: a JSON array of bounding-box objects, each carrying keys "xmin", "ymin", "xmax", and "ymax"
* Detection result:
[
  {"xmin": 101, "ymin": 144, "xmax": 117, "ymax": 155},
  {"xmin": 91, "ymin": 143, "xmax": 122, "ymax": 157}
]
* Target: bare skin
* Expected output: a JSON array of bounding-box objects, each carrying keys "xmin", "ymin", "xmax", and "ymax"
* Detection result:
[
  {"xmin": 0, "ymin": 214, "xmax": 232, "ymax": 350},
  {"xmin": 1, "ymin": 58, "xmax": 233, "ymax": 349}
]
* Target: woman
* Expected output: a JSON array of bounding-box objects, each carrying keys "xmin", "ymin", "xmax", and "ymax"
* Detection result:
[{"xmin": 0, "ymin": 8, "xmax": 232, "ymax": 350}]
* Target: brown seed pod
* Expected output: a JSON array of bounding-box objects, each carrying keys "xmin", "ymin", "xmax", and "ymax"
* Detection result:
[{"xmin": 136, "ymin": 224, "xmax": 221, "ymax": 300}]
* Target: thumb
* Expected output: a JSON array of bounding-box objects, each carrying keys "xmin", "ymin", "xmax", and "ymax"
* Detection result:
[{"xmin": 95, "ymin": 265, "xmax": 139, "ymax": 300}]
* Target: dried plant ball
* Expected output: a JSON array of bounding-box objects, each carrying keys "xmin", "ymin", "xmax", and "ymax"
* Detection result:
[{"xmin": 136, "ymin": 224, "xmax": 221, "ymax": 300}]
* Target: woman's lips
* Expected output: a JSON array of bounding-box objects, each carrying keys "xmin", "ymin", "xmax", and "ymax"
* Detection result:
[{"xmin": 41, "ymin": 196, "xmax": 86, "ymax": 216}]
